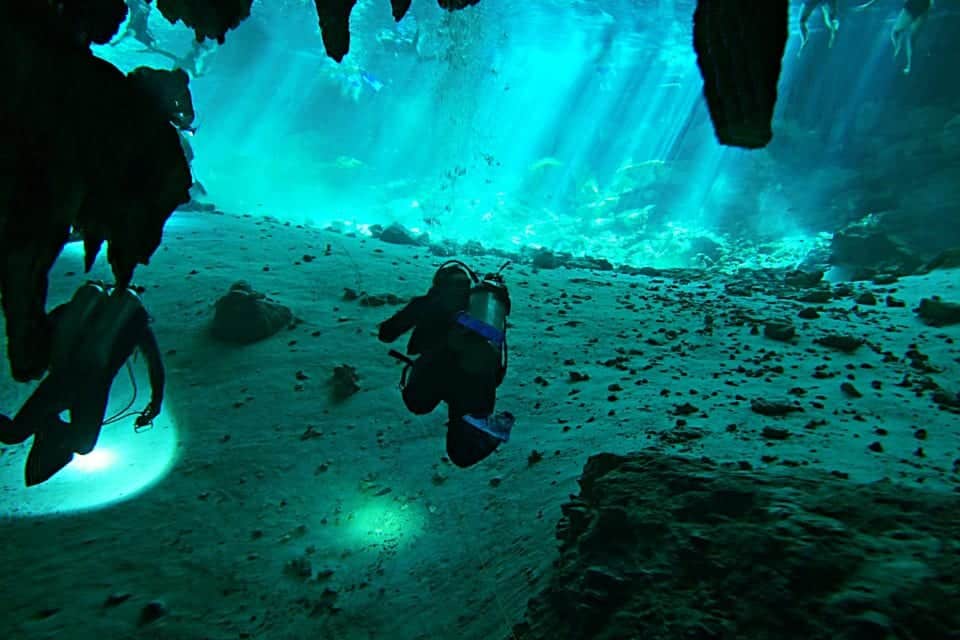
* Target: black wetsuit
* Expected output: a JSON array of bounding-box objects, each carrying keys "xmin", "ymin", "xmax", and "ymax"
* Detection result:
[
  {"xmin": 378, "ymin": 282, "xmax": 504, "ymax": 468},
  {"xmin": 0, "ymin": 295, "xmax": 165, "ymax": 484},
  {"xmin": 904, "ymin": 0, "xmax": 931, "ymax": 18}
]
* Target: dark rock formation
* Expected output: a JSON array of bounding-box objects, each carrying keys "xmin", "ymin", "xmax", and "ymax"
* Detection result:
[
  {"xmin": 693, "ymin": 0, "xmax": 789, "ymax": 148},
  {"xmin": 1, "ymin": 0, "xmax": 792, "ymax": 380},
  {"xmin": 512, "ymin": 452, "xmax": 960, "ymax": 640},
  {"xmin": 915, "ymin": 297, "xmax": 960, "ymax": 327},
  {"xmin": 155, "ymin": 0, "xmax": 254, "ymax": 43},
  {"xmin": 314, "ymin": 0, "xmax": 479, "ymax": 62},
  {"xmin": 784, "ymin": 269, "xmax": 823, "ymax": 288},
  {"xmin": 374, "ymin": 222, "xmax": 429, "ymax": 247},
  {"xmin": 1, "ymin": 3, "xmax": 192, "ymax": 381},
  {"xmin": 210, "ymin": 281, "xmax": 293, "ymax": 344},
  {"xmin": 314, "ymin": 0, "xmax": 359, "ymax": 63},
  {"xmin": 390, "ymin": 0, "xmax": 413, "ymax": 21},
  {"xmin": 830, "ymin": 218, "xmax": 925, "ymax": 277},
  {"xmin": 763, "ymin": 321, "xmax": 795, "ymax": 342},
  {"xmin": 920, "ymin": 247, "xmax": 960, "ymax": 273},
  {"xmin": 814, "ymin": 334, "xmax": 864, "ymax": 353},
  {"xmin": 329, "ymin": 364, "xmax": 360, "ymax": 401}
]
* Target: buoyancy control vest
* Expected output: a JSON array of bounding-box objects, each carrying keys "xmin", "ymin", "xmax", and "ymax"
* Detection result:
[
  {"xmin": 50, "ymin": 282, "xmax": 146, "ymax": 376},
  {"xmin": 443, "ymin": 261, "xmax": 511, "ymax": 381}
]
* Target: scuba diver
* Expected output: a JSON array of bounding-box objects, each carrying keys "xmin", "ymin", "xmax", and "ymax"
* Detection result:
[
  {"xmin": 378, "ymin": 261, "xmax": 515, "ymax": 468},
  {"xmin": 798, "ymin": 0, "xmax": 840, "ymax": 54},
  {"xmin": 0, "ymin": 281, "xmax": 165, "ymax": 486}
]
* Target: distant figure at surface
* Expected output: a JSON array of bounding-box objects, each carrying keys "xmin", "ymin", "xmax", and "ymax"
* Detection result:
[
  {"xmin": 0, "ymin": 282, "xmax": 165, "ymax": 486},
  {"xmin": 891, "ymin": 0, "xmax": 933, "ymax": 74},
  {"xmin": 378, "ymin": 261, "xmax": 515, "ymax": 468},
  {"xmin": 798, "ymin": 0, "xmax": 840, "ymax": 54},
  {"xmin": 114, "ymin": 0, "xmax": 218, "ymax": 78},
  {"xmin": 116, "ymin": 0, "xmax": 157, "ymax": 49}
]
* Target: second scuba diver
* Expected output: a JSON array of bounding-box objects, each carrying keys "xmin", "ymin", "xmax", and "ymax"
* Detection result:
[
  {"xmin": 0, "ymin": 281, "xmax": 165, "ymax": 486},
  {"xmin": 378, "ymin": 261, "xmax": 515, "ymax": 467}
]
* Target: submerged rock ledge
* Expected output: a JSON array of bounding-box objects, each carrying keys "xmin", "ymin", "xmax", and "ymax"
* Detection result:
[{"xmin": 513, "ymin": 451, "xmax": 960, "ymax": 640}]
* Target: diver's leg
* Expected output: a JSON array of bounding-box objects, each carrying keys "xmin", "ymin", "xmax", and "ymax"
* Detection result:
[
  {"xmin": 67, "ymin": 379, "xmax": 111, "ymax": 455},
  {"xmin": 822, "ymin": 6, "xmax": 839, "ymax": 48},
  {"xmin": 445, "ymin": 416, "xmax": 501, "ymax": 468},
  {"xmin": 892, "ymin": 11, "xmax": 909, "ymax": 55},
  {"xmin": 24, "ymin": 408, "xmax": 75, "ymax": 487},
  {"xmin": 903, "ymin": 30, "xmax": 913, "ymax": 73},
  {"xmin": 444, "ymin": 369, "xmax": 508, "ymax": 467},
  {"xmin": 0, "ymin": 376, "xmax": 70, "ymax": 444},
  {"xmin": 905, "ymin": 15, "xmax": 927, "ymax": 74},
  {"xmin": 401, "ymin": 353, "xmax": 448, "ymax": 416},
  {"xmin": 798, "ymin": 3, "xmax": 814, "ymax": 54}
]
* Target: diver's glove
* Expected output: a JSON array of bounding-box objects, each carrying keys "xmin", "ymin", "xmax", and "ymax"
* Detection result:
[
  {"xmin": 378, "ymin": 318, "xmax": 405, "ymax": 343},
  {"xmin": 135, "ymin": 399, "xmax": 162, "ymax": 428}
]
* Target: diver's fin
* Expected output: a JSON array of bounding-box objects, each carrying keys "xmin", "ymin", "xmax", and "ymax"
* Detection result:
[
  {"xmin": 463, "ymin": 412, "xmax": 515, "ymax": 443},
  {"xmin": 25, "ymin": 430, "xmax": 74, "ymax": 487},
  {"xmin": 0, "ymin": 414, "xmax": 33, "ymax": 445}
]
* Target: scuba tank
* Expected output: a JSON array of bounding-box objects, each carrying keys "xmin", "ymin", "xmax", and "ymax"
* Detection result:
[
  {"xmin": 49, "ymin": 281, "xmax": 109, "ymax": 373},
  {"xmin": 444, "ymin": 261, "xmax": 511, "ymax": 379},
  {"xmin": 50, "ymin": 281, "xmax": 146, "ymax": 376}
]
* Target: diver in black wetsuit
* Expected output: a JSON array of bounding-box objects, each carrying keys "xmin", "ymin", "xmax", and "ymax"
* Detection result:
[
  {"xmin": 798, "ymin": 0, "xmax": 840, "ymax": 54},
  {"xmin": 0, "ymin": 282, "xmax": 165, "ymax": 486},
  {"xmin": 378, "ymin": 261, "xmax": 514, "ymax": 468},
  {"xmin": 892, "ymin": 0, "xmax": 933, "ymax": 74}
]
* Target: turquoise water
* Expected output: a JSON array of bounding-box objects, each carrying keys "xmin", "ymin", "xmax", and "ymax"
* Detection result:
[{"xmin": 93, "ymin": 0, "xmax": 935, "ymax": 266}]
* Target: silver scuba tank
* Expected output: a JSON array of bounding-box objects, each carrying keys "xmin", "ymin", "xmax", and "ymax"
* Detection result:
[
  {"xmin": 467, "ymin": 280, "xmax": 508, "ymax": 338},
  {"xmin": 450, "ymin": 275, "xmax": 510, "ymax": 376}
]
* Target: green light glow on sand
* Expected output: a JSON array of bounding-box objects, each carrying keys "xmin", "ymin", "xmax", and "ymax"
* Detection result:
[
  {"xmin": 0, "ymin": 375, "xmax": 178, "ymax": 517},
  {"xmin": 348, "ymin": 500, "xmax": 427, "ymax": 549}
]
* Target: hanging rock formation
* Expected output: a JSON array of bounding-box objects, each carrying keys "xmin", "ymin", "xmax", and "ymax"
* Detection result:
[
  {"xmin": 0, "ymin": 2, "xmax": 192, "ymax": 381},
  {"xmin": 693, "ymin": 0, "xmax": 789, "ymax": 149},
  {"xmin": 0, "ymin": 0, "xmax": 789, "ymax": 381}
]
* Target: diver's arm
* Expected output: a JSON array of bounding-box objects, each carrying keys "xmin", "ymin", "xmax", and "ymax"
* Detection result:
[
  {"xmin": 377, "ymin": 296, "xmax": 430, "ymax": 343},
  {"xmin": 138, "ymin": 326, "xmax": 166, "ymax": 419}
]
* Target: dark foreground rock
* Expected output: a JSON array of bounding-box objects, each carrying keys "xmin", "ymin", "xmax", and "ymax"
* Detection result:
[
  {"xmin": 512, "ymin": 452, "xmax": 960, "ymax": 640},
  {"xmin": 915, "ymin": 297, "xmax": 960, "ymax": 327}
]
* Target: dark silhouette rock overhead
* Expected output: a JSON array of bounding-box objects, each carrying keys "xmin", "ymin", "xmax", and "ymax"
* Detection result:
[
  {"xmin": 0, "ymin": 2, "xmax": 191, "ymax": 381},
  {"xmin": 693, "ymin": 0, "xmax": 789, "ymax": 149},
  {"xmin": 155, "ymin": 0, "xmax": 254, "ymax": 44},
  {"xmin": 390, "ymin": 0, "xmax": 413, "ymax": 21},
  {"xmin": 0, "ymin": 0, "xmax": 792, "ymax": 381},
  {"xmin": 314, "ymin": 0, "xmax": 359, "ymax": 63}
]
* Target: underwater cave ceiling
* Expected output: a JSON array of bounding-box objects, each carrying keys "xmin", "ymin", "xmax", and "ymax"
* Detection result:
[{"xmin": 0, "ymin": 0, "xmax": 787, "ymax": 382}]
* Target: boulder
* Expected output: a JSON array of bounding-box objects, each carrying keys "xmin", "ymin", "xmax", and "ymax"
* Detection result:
[{"xmin": 210, "ymin": 281, "xmax": 293, "ymax": 344}]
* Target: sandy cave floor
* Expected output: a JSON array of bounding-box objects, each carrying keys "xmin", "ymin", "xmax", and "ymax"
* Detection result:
[{"xmin": 1, "ymin": 210, "xmax": 958, "ymax": 640}]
